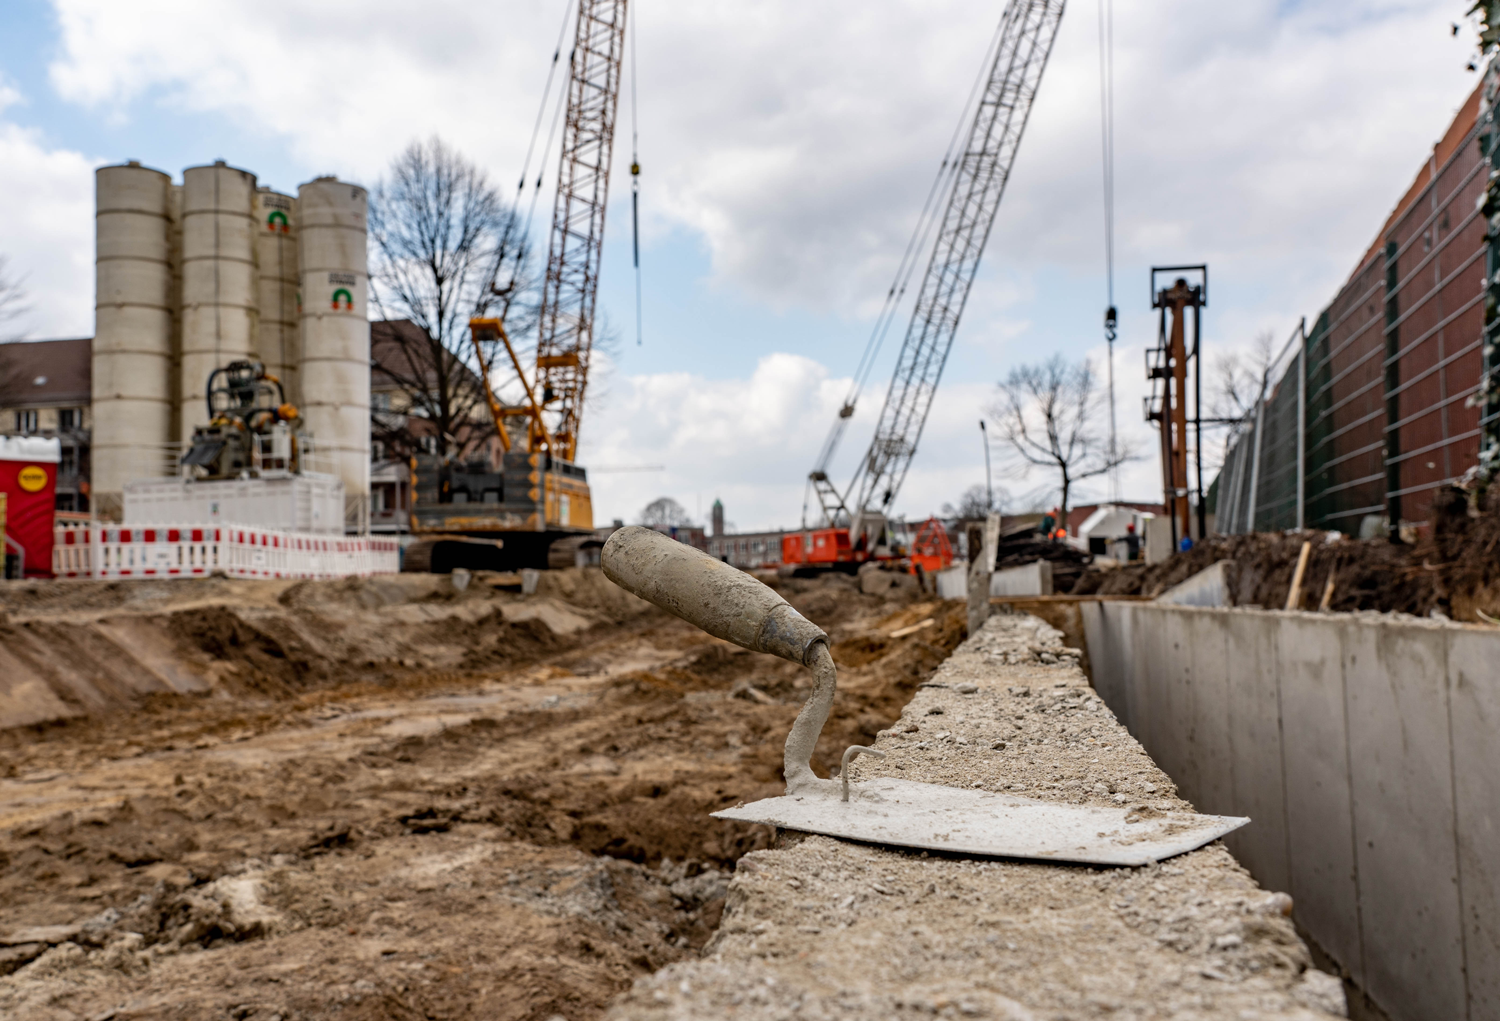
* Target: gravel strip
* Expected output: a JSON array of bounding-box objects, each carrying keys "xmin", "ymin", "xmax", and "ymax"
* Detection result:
[{"xmin": 605, "ymin": 611, "xmax": 1347, "ymax": 1020}]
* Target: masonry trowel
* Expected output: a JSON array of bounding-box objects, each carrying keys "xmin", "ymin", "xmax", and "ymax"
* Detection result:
[{"xmin": 600, "ymin": 526, "xmax": 1247, "ymax": 866}]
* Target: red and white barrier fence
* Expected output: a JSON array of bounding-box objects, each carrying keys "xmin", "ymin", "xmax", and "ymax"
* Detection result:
[{"xmin": 53, "ymin": 523, "xmax": 400, "ymax": 580}]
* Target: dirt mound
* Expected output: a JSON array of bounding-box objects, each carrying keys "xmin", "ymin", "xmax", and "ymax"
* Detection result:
[
  {"xmin": 534, "ymin": 567, "xmax": 654, "ymax": 618},
  {"xmin": 1075, "ymin": 485, "xmax": 1500, "ymax": 619},
  {"xmin": 0, "ymin": 569, "xmax": 642, "ymax": 732}
]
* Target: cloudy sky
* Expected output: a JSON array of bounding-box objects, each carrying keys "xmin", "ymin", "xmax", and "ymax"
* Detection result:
[{"xmin": 0, "ymin": 0, "xmax": 1482, "ymax": 530}]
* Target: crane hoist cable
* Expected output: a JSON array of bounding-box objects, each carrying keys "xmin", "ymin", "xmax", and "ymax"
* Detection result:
[
  {"xmin": 844, "ymin": 12, "xmax": 1010, "ymax": 410},
  {"xmin": 516, "ymin": 2, "xmax": 578, "ymax": 210},
  {"xmin": 1098, "ymin": 0, "xmax": 1119, "ymax": 500},
  {"xmin": 525, "ymin": 43, "xmax": 577, "ymax": 243},
  {"xmin": 630, "ymin": 0, "xmax": 643, "ymax": 346}
]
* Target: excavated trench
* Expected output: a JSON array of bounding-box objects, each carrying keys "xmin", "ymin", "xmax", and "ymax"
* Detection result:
[{"xmin": 0, "ymin": 569, "xmax": 964, "ymax": 1021}]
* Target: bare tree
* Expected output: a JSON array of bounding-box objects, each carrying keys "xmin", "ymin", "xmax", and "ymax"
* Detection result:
[
  {"xmin": 0, "ymin": 257, "xmax": 30, "ymax": 409},
  {"xmin": 368, "ymin": 138, "xmax": 537, "ymax": 460},
  {"xmin": 639, "ymin": 497, "xmax": 694, "ymax": 527},
  {"xmin": 942, "ymin": 484, "xmax": 996, "ymax": 521},
  {"xmin": 1205, "ymin": 329, "xmax": 1278, "ymax": 473},
  {"xmin": 0, "ymin": 256, "xmax": 27, "ymax": 338},
  {"xmin": 1211, "ymin": 330, "xmax": 1276, "ymax": 425},
  {"xmin": 990, "ymin": 355, "xmax": 1131, "ymax": 527}
]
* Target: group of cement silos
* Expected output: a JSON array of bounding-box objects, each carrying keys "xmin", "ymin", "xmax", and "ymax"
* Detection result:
[{"xmin": 91, "ymin": 160, "xmax": 370, "ymax": 524}]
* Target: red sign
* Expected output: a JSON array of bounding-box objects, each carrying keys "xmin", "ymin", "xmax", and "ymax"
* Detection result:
[{"xmin": 1, "ymin": 454, "xmax": 57, "ymax": 578}]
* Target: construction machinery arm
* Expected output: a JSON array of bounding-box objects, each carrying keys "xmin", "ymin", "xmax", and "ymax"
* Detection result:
[
  {"xmin": 469, "ymin": 317, "xmax": 554, "ymax": 454},
  {"xmin": 535, "ymin": 0, "xmax": 629, "ymax": 463}
]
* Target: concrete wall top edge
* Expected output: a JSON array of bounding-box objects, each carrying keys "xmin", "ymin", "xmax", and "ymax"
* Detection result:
[{"xmin": 1135, "ymin": 600, "xmax": 1493, "ymax": 635}]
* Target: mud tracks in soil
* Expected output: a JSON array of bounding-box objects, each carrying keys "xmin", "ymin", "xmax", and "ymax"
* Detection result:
[{"xmin": 0, "ymin": 570, "xmax": 965, "ymax": 1021}]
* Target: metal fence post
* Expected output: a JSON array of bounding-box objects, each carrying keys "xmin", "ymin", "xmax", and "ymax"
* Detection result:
[
  {"xmin": 1246, "ymin": 400, "xmax": 1266, "ymax": 534},
  {"xmin": 1297, "ymin": 318, "xmax": 1307, "ymax": 530}
]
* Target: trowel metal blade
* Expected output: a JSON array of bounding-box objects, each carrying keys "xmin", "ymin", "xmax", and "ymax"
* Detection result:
[{"xmin": 712, "ymin": 777, "xmax": 1248, "ymax": 867}]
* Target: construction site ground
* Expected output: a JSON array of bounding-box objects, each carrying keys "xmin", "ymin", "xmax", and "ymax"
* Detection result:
[{"xmin": 0, "ymin": 568, "xmax": 964, "ymax": 1021}]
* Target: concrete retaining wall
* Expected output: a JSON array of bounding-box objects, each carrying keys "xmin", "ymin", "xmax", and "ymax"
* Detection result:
[
  {"xmin": 989, "ymin": 559, "xmax": 1052, "ymax": 596},
  {"xmin": 1082, "ymin": 602, "xmax": 1500, "ymax": 1021}
]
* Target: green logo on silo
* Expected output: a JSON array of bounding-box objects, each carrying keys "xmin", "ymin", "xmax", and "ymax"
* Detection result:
[
  {"xmin": 266, "ymin": 210, "xmax": 289, "ymax": 233},
  {"xmin": 331, "ymin": 288, "xmax": 353, "ymax": 311}
]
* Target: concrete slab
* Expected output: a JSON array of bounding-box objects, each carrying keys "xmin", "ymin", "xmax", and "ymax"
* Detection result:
[
  {"xmin": 1079, "ymin": 600, "xmax": 1126, "ymax": 723},
  {"xmin": 989, "ymin": 560, "xmax": 1052, "ymax": 597},
  {"xmin": 1156, "ymin": 559, "xmax": 1234, "ymax": 607},
  {"xmin": 1276, "ymin": 613, "xmax": 1363, "ymax": 986},
  {"xmin": 1343, "ymin": 620, "xmax": 1464, "ymax": 1021},
  {"xmin": 1449, "ymin": 628, "xmax": 1499, "ymax": 1019},
  {"xmin": 1182, "ymin": 607, "xmax": 1233, "ymax": 818},
  {"xmin": 1150, "ymin": 606, "xmax": 1197, "ymax": 805}
]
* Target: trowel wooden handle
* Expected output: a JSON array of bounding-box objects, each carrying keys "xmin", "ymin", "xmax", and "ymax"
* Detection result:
[{"xmin": 601, "ymin": 526, "xmax": 828, "ymax": 666}]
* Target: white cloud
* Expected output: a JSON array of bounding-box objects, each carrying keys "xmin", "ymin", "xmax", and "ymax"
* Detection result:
[
  {"xmin": 580, "ymin": 352, "xmax": 849, "ymax": 531},
  {"xmin": 45, "ymin": 1, "xmax": 1477, "ymax": 330},
  {"xmin": 0, "ymin": 82, "xmax": 98, "ymax": 340},
  {"xmin": 581, "ymin": 352, "xmax": 1015, "ymax": 532}
]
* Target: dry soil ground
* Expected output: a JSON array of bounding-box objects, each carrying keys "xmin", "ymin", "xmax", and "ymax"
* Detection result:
[{"xmin": 0, "ymin": 568, "xmax": 965, "ymax": 1021}]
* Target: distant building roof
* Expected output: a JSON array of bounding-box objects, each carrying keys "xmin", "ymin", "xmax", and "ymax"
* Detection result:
[{"xmin": 0, "ymin": 337, "xmax": 92, "ymax": 408}]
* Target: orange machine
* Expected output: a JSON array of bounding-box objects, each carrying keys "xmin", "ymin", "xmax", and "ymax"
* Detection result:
[
  {"xmin": 907, "ymin": 516, "xmax": 953, "ymax": 575},
  {"xmin": 780, "ymin": 528, "xmax": 856, "ymax": 570}
]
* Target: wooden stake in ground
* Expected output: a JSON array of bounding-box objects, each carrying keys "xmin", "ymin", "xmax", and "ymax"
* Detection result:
[
  {"xmin": 1317, "ymin": 566, "xmax": 1337, "ymax": 612},
  {"xmin": 1285, "ymin": 540, "xmax": 1312, "ymax": 611},
  {"xmin": 966, "ymin": 524, "xmax": 987, "ymax": 638}
]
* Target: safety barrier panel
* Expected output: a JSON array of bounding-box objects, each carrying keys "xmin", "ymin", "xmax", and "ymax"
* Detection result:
[
  {"xmin": 52, "ymin": 523, "xmax": 400, "ymax": 580},
  {"xmin": 1213, "ymin": 80, "xmax": 1494, "ymax": 535}
]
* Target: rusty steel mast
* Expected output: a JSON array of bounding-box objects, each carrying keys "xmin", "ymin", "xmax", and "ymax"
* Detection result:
[
  {"xmin": 535, "ymin": 0, "xmax": 628, "ymax": 463},
  {"xmin": 816, "ymin": 0, "xmax": 1067, "ymax": 539}
]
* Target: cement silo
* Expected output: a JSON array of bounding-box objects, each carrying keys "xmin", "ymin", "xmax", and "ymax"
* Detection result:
[
  {"xmin": 93, "ymin": 161, "xmax": 175, "ymax": 519},
  {"xmin": 297, "ymin": 176, "xmax": 370, "ymax": 525},
  {"xmin": 180, "ymin": 161, "xmax": 257, "ymax": 442},
  {"xmin": 253, "ymin": 187, "xmax": 300, "ymax": 406}
]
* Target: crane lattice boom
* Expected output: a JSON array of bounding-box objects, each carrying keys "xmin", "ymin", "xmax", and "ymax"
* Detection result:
[
  {"xmin": 839, "ymin": 0, "xmax": 1065, "ymax": 529},
  {"xmin": 536, "ymin": 0, "xmax": 628, "ymax": 462}
]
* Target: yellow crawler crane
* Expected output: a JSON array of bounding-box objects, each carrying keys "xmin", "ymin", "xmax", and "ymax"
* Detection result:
[{"xmin": 405, "ymin": 0, "xmax": 625, "ymax": 573}]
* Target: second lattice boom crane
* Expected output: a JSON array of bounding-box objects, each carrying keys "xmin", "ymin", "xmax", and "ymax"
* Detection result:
[{"xmin": 787, "ymin": 0, "xmax": 1067, "ymax": 571}]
